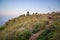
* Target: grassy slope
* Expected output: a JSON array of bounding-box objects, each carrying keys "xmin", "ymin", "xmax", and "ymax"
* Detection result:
[
  {"xmin": 0, "ymin": 12, "xmax": 60, "ymax": 40},
  {"xmin": 37, "ymin": 19, "xmax": 60, "ymax": 40},
  {"xmin": 37, "ymin": 12, "xmax": 60, "ymax": 40}
]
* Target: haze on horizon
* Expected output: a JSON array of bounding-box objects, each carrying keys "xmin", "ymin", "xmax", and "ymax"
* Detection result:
[{"xmin": 0, "ymin": 0, "xmax": 60, "ymax": 25}]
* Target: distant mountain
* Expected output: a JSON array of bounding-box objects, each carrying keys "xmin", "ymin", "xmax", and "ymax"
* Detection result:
[{"xmin": 0, "ymin": 12, "xmax": 60, "ymax": 40}]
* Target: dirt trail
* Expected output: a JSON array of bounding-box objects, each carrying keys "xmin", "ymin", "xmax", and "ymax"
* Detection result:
[
  {"xmin": 29, "ymin": 30, "xmax": 44, "ymax": 40},
  {"xmin": 29, "ymin": 16, "xmax": 53, "ymax": 40},
  {"xmin": 29, "ymin": 24, "xmax": 51, "ymax": 40}
]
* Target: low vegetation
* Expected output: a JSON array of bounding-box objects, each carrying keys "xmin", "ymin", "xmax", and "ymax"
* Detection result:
[
  {"xmin": 37, "ymin": 15, "xmax": 60, "ymax": 40},
  {"xmin": 0, "ymin": 26, "xmax": 5, "ymax": 30},
  {"xmin": 0, "ymin": 12, "xmax": 60, "ymax": 40},
  {"xmin": 16, "ymin": 28, "xmax": 31, "ymax": 40}
]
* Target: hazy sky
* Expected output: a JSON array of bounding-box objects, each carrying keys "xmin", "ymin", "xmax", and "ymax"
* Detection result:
[
  {"xmin": 0, "ymin": 0, "xmax": 60, "ymax": 25},
  {"xmin": 0, "ymin": 0, "xmax": 60, "ymax": 16}
]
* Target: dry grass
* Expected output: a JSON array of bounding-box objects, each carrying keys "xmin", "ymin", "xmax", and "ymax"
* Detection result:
[{"xmin": 0, "ymin": 12, "xmax": 60, "ymax": 40}]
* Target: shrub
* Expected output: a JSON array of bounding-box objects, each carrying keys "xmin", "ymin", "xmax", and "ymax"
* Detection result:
[
  {"xmin": 0, "ymin": 26, "xmax": 5, "ymax": 30},
  {"xmin": 35, "ymin": 12, "xmax": 38, "ymax": 15},
  {"xmin": 32, "ymin": 24, "xmax": 40, "ymax": 34},
  {"xmin": 37, "ymin": 26, "xmax": 58, "ymax": 40},
  {"xmin": 32, "ymin": 21, "xmax": 48, "ymax": 34},
  {"xmin": 37, "ymin": 19, "xmax": 60, "ymax": 40},
  {"xmin": 26, "ymin": 11, "xmax": 30, "ymax": 16},
  {"xmin": 16, "ymin": 29, "xmax": 31, "ymax": 40}
]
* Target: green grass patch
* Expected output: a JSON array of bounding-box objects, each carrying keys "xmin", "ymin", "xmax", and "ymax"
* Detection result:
[
  {"xmin": 0, "ymin": 26, "xmax": 5, "ymax": 30},
  {"xmin": 37, "ymin": 19, "xmax": 60, "ymax": 40},
  {"xmin": 16, "ymin": 29, "xmax": 31, "ymax": 40}
]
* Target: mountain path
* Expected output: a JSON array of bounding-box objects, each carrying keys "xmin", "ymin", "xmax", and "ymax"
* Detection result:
[{"xmin": 29, "ymin": 16, "xmax": 53, "ymax": 40}]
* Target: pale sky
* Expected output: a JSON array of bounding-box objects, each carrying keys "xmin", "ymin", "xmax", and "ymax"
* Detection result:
[
  {"xmin": 0, "ymin": 0, "xmax": 60, "ymax": 16},
  {"xmin": 0, "ymin": 0, "xmax": 60, "ymax": 25}
]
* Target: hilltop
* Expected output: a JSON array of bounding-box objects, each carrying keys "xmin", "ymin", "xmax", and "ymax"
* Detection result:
[{"xmin": 0, "ymin": 12, "xmax": 60, "ymax": 40}]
